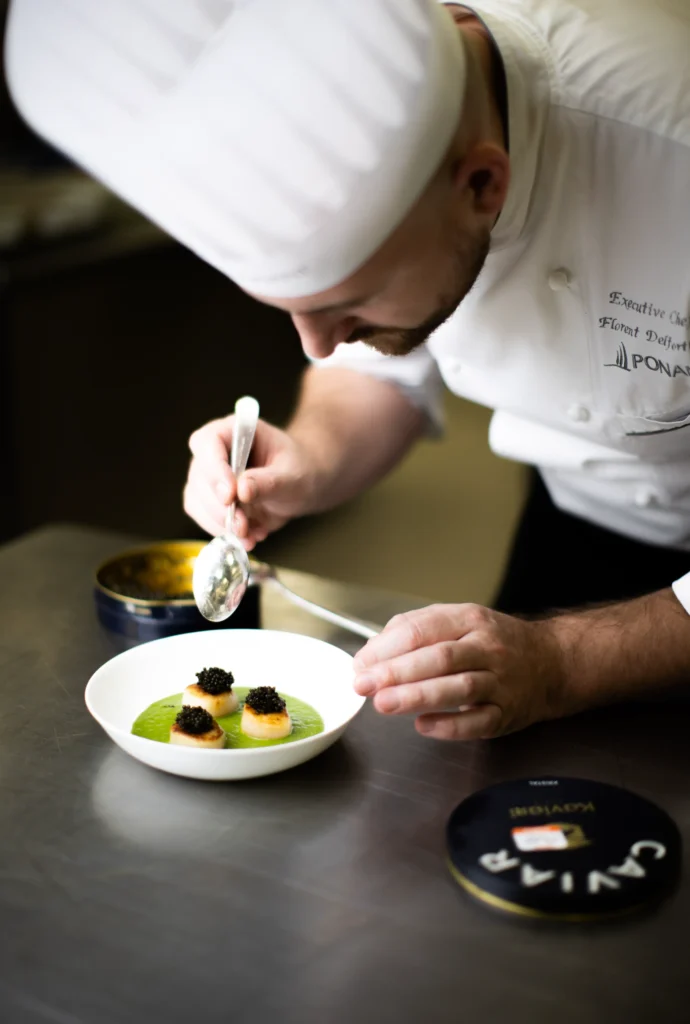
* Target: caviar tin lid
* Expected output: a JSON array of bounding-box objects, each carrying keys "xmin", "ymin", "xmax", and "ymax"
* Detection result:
[{"xmin": 447, "ymin": 777, "xmax": 681, "ymax": 921}]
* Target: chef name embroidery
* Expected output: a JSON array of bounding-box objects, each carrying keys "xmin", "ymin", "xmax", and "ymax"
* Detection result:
[{"xmin": 601, "ymin": 290, "xmax": 690, "ymax": 377}]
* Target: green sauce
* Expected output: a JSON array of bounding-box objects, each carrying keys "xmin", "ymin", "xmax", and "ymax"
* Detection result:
[{"xmin": 131, "ymin": 687, "xmax": 324, "ymax": 748}]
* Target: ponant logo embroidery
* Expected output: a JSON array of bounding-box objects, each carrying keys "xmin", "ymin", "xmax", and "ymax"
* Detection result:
[
  {"xmin": 605, "ymin": 343, "xmax": 631, "ymax": 371},
  {"xmin": 605, "ymin": 343, "xmax": 690, "ymax": 378}
]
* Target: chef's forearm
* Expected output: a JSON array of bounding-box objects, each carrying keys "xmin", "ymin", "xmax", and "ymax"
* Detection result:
[
  {"xmin": 545, "ymin": 589, "xmax": 690, "ymax": 712},
  {"xmin": 286, "ymin": 366, "xmax": 425, "ymax": 513}
]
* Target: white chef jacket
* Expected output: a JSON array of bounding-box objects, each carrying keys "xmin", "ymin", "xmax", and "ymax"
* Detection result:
[{"xmin": 315, "ymin": 0, "xmax": 690, "ymax": 601}]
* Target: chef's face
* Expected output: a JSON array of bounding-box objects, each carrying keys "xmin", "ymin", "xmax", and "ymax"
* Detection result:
[
  {"xmin": 289, "ymin": 220, "xmax": 491, "ymax": 360},
  {"xmin": 249, "ymin": 144, "xmax": 507, "ymax": 359}
]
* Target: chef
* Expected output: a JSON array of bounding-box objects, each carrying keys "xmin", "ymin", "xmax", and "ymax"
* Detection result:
[{"xmin": 7, "ymin": 0, "xmax": 690, "ymax": 741}]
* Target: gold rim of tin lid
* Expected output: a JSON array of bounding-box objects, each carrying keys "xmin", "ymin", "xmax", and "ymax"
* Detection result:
[{"xmin": 447, "ymin": 860, "xmax": 651, "ymax": 923}]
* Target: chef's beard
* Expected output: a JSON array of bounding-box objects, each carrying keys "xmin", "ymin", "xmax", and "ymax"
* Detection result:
[{"xmin": 347, "ymin": 225, "xmax": 491, "ymax": 357}]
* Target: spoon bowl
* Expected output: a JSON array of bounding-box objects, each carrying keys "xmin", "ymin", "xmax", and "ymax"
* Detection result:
[{"xmin": 192, "ymin": 533, "xmax": 250, "ymax": 622}]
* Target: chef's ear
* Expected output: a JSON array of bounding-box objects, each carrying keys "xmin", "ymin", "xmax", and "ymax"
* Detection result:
[{"xmin": 454, "ymin": 142, "xmax": 510, "ymax": 220}]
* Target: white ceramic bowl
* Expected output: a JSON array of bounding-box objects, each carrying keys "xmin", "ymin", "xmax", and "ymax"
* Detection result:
[{"xmin": 85, "ymin": 629, "xmax": 364, "ymax": 781}]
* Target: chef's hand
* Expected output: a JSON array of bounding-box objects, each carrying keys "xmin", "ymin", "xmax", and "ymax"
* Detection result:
[
  {"xmin": 353, "ymin": 604, "xmax": 565, "ymax": 740},
  {"xmin": 183, "ymin": 414, "xmax": 317, "ymax": 549}
]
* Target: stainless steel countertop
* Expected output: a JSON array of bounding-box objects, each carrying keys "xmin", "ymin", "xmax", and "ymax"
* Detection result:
[{"xmin": 1, "ymin": 524, "xmax": 689, "ymax": 1024}]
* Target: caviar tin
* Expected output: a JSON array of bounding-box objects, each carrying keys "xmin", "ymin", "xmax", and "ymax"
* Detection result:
[
  {"xmin": 94, "ymin": 540, "xmax": 260, "ymax": 641},
  {"xmin": 447, "ymin": 776, "xmax": 681, "ymax": 922}
]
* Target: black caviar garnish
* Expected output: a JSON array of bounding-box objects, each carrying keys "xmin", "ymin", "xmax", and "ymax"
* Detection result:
[
  {"xmin": 244, "ymin": 686, "xmax": 286, "ymax": 715},
  {"xmin": 195, "ymin": 667, "xmax": 235, "ymax": 695},
  {"xmin": 174, "ymin": 706, "xmax": 216, "ymax": 735}
]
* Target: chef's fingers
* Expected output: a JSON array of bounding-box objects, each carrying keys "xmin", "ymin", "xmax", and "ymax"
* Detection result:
[
  {"xmin": 220, "ymin": 505, "xmax": 273, "ymax": 550},
  {"xmin": 238, "ymin": 516, "xmax": 271, "ymax": 549},
  {"xmin": 231, "ymin": 506, "xmax": 249, "ymax": 539},
  {"xmin": 372, "ymin": 672, "xmax": 494, "ymax": 716},
  {"xmin": 354, "ymin": 604, "xmax": 488, "ymax": 669},
  {"xmin": 183, "ymin": 464, "xmax": 270, "ymax": 553},
  {"xmin": 183, "ymin": 470, "xmax": 252, "ymax": 545},
  {"xmin": 237, "ymin": 466, "xmax": 292, "ymax": 506},
  {"xmin": 415, "ymin": 703, "xmax": 503, "ymax": 741},
  {"xmin": 188, "ymin": 420, "xmax": 237, "ymax": 505},
  {"xmin": 183, "ymin": 485, "xmax": 225, "ymax": 538},
  {"xmin": 353, "ymin": 640, "xmax": 487, "ymax": 696},
  {"xmin": 235, "ymin": 503, "xmax": 280, "ymax": 547},
  {"xmin": 188, "ymin": 416, "xmax": 234, "ymax": 458},
  {"xmin": 184, "ymin": 462, "xmax": 229, "ymax": 530}
]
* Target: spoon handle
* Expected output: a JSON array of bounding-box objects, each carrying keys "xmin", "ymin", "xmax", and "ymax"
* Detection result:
[
  {"xmin": 267, "ymin": 575, "xmax": 381, "ymax": 640},
  {"xmin": 227, "ymin": 395, "xmax": 260, "ymax": 533}
]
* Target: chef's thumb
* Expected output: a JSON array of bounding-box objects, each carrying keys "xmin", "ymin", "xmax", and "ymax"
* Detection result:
[{"xmin": 237, "ymin": 470, "xmax": 279, "ymax": 504}]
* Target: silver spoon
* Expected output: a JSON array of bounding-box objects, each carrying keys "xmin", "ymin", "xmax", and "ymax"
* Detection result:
[
  {"xmin": 193, "ymin": 395, "xmax": 259, "ymax": 622},
  {"xmin": 249, "ymin": 561, "xmax": 381, "ymax": 640}
]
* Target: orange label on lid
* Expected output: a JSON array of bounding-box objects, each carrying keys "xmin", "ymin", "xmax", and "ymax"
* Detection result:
[{"xmin": 512, "ymin": 825, "xmax": 569, "ymax": 852}]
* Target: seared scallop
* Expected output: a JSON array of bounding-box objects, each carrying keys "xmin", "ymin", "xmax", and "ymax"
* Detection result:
[
  {"xmin": 170, "ymin": 706, "xmax": 226, "ymax": 749},
  {"xmin": 241, "ymin": 686, "xmax": 292, "ymax": 740},
  {"xmin": 182, "ymin": 666, "xmax": 238, "ymax": 717}
]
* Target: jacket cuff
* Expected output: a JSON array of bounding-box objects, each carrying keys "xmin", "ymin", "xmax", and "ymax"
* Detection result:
[{"xmin": 671, "ymin": 573, "xmax": 690, "ymax": 614}]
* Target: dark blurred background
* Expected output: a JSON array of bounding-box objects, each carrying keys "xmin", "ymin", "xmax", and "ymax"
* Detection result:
[{"xmin": 0, "ymin": 0, "xmax": 525, "ymax": 601}]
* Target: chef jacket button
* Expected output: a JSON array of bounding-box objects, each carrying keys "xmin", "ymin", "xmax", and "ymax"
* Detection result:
[
  {"xmin": 634, "ymin": 487, "xmax": 659, "ymax": 509},
  {"xmin": 548, "ymin": 269, "xmax": 571, "ymax": 291},
  {"xmin": 567, "ymin": 403, "xmax": 590, "ymax": 423}
]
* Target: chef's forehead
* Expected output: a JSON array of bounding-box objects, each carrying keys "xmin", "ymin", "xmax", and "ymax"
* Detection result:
[{"xmin": 5, "ymin": 0, "xmax": 467, "ymax": 297}]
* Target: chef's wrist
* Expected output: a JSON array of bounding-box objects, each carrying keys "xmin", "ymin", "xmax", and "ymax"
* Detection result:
[
  {"xmin": 536, "ymin": 611, "xmax": 603, "ymax": 716},
  {"xmin": 283, "ymin": 426, "xmax": 341, "ymax": 514},
  {"xmin": 529, "ymin": 615, "xmax": 587, "ymax": 719},
  {"xmin": 538, "ymin": 589, "xmax": 690, "ymax": 713}
]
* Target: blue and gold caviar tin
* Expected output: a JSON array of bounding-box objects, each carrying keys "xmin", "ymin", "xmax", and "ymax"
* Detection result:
[{"xmin": 94, "ymin": 541, "xmax": 260, "ymax": 641}]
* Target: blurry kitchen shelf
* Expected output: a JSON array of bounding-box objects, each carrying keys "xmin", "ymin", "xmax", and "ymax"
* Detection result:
[{"xmin": 0, "ymin": 167, "xmax": 170, "ymax": 282}]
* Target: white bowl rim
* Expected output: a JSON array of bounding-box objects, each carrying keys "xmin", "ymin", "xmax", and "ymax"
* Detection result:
[{"xmin": 85, "ymin": 628, "xmax": 364, "ymax": 757}]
